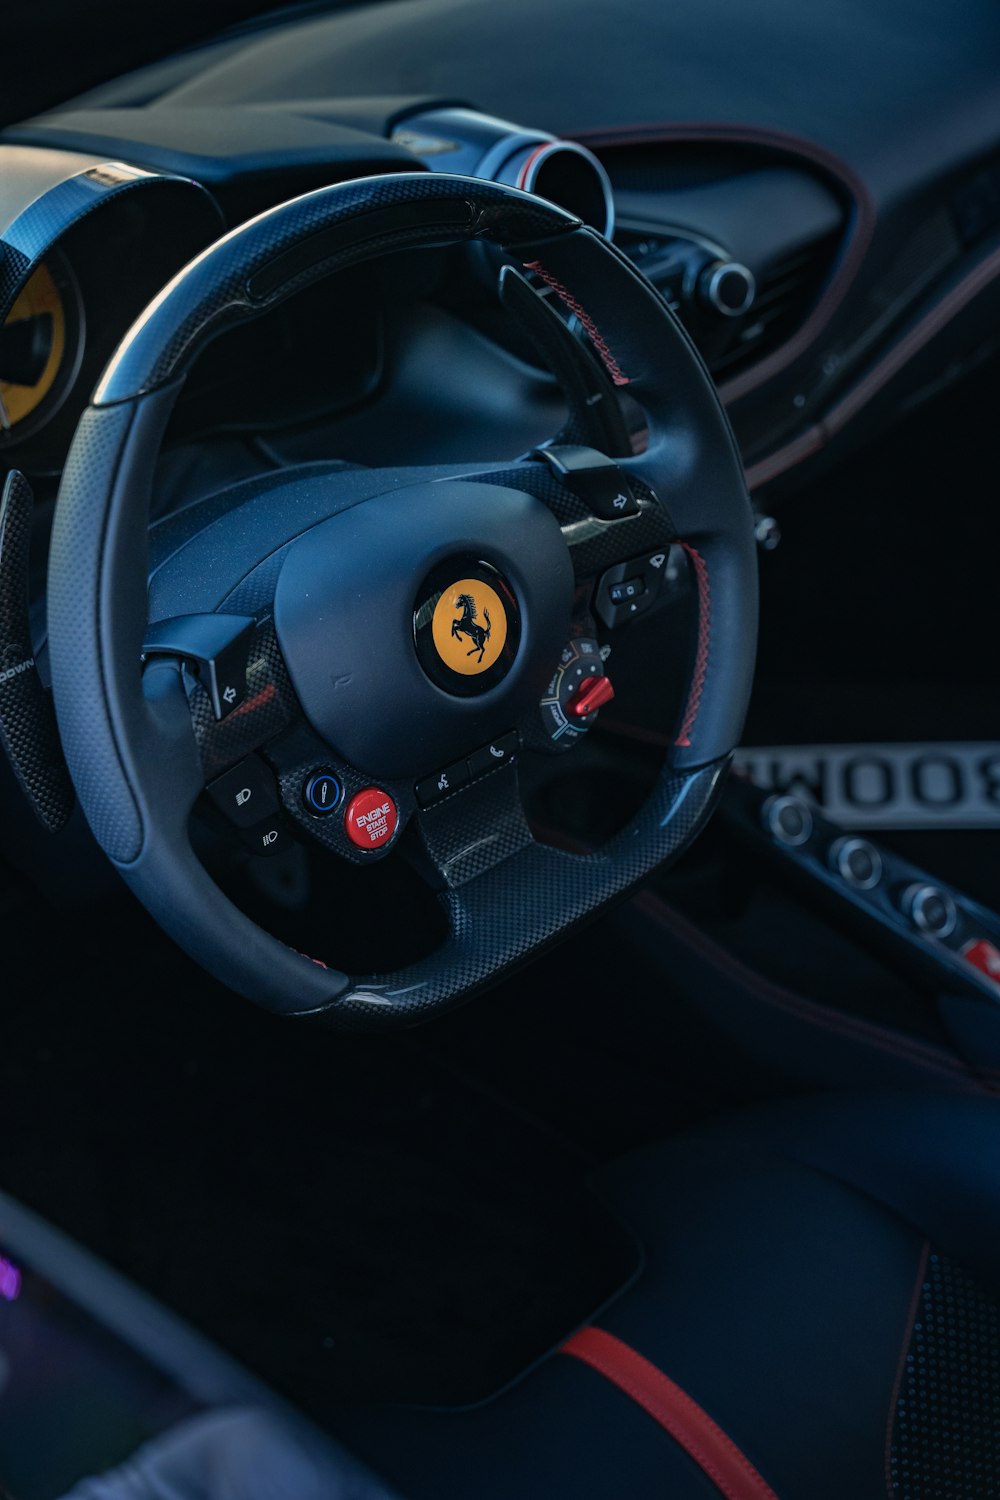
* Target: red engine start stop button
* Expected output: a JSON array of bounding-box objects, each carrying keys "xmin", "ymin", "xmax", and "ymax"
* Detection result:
[{"xmin": 344, "ymin": 787, "xmax": 398, "ymax": 850}]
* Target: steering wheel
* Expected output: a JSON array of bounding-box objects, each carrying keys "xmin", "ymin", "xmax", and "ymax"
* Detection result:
[{"xmin": 47, "ymin": 173, "xmax": 756, "ymax": 1029}]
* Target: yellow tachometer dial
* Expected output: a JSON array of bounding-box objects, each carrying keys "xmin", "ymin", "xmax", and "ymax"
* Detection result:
[{"xmin": 0, "ymin": 262, "xmax": 67, "ymax": 433}]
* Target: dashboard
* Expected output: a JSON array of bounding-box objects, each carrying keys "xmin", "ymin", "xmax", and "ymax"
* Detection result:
[
  {"xmin": 0, "ymin": 0, "xmax": 998, "ymax": 505},
  {"xmin": 0, "ymin": 155, "xmax": 223, "ymax": 474}
]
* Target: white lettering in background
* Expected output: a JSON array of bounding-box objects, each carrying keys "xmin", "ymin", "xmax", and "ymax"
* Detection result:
[
  {"xmin": 0, "ymin": 657, "xmax": 34, "ymax": 686},
  {"xmin": 732, "ymin": 742, "xmax": 1000, "ymax": 830}
]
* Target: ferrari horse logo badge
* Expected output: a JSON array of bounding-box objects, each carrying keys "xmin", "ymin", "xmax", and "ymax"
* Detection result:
[
  {"xmin": 451, "ymin": 593, "xmax": 491, "ymax": 662},
  {"xmin": 431, "ymin": 578, "xmax": 508, "ymax": 676}
]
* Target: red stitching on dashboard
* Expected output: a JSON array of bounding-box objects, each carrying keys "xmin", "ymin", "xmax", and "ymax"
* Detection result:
[
  {"xmin": 568, "ymin": 121, "xmax": 876, "ymax": 407},
  {"xmin": 675, "ymin": 543, "xmax": 711, "ymax": 748},
  {"xmin": 522, "ymin": 259, "xmax": 630, "ymax": 385}
]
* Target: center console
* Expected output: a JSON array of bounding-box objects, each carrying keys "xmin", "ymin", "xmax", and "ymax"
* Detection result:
[{"xmin": 729, "ymin": 775, "xmax": 1000, "ymax": 1006}]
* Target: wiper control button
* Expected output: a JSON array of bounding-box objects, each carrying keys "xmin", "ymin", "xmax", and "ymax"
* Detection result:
[{"xmin": 303, "ymin": 770, "xmax": 343, "ymax": 816}]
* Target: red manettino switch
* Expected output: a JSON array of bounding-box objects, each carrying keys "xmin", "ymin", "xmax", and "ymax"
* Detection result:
[
  {"xmin": 568, "ymin": 676, "xmax": 615, "ymax": 718},
  {"xmin": 961, "ymin": 938, "xmax": 1000, "ymax": 992}
]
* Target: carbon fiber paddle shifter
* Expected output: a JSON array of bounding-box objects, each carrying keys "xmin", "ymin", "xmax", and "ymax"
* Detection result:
[{"xmin": 0, "ymin": 469, "xmax": 73, "ymax": 831}]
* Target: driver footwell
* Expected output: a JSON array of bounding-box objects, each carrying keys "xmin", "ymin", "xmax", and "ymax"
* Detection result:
[{"xmin": 0, "ymin": 874, "xmax": 657, "ymax": 1416}]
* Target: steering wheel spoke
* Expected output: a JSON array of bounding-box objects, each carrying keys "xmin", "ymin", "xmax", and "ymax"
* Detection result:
[
  {"xmin": 138, "ymin": 657, "xmax": 211, "ymax": 831},
  {"xmin": 618, "ymin": 452, "xmax": 726, "ymax": 546},
  {"xmin": 337, "ymin": 755, "xmax": 726, "ymax": 1028},
  {"xmin": 413, "ymin": 761, "xmax": 534, "ymax": 889},
  {"xmin": 479, "ymin": 445, "xmax": 677, "ymax": 588},
  {"xmin": 177, "ymin": 613, "xmax": 302, "ymax": 783},
  {"xmin": 561, "ymin": 492, "xmax": 677, "ymax": 585}
]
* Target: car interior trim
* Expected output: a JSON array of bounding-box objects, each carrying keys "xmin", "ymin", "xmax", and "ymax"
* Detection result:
[
  {"xmin": 882, "ymin": 1240, "xmax": 932, "ymax": 1497},
  {"xmin": 745, "ymin": 232, "xmax": 1000, "ymax": 490},
  {"xmin": 629, "ymin": 889, "xmax": 1000, "ymax": 1092},
  {"xmin": 0, "ymin": 156, "xmax": 217, "ymax": 321},
  {"xmin": 521, "ymin": 258, "xmax": 630, "ymax": 386},
  {"xmin": 573, "ymin": 120, "xmax": 875, "ymax": 404},
  {"xmin": 5, "ymin": 8, "xmax": 1000, "ymax": 1495},
  {"xmin": 674, "ymin": 543, "xmax": 711, "ymax": 749},
  {"xmin": 563, "ymin": 1325, "xmax": 780, "ymax": 1500},
  {"xmin": 0, "ymin": 1185, "xmax": 279, "ymax": 1409}
]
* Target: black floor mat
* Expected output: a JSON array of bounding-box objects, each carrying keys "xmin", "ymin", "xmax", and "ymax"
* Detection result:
[{"xmin": 0, "ymin": 882, "xmax": 639, "ymax": 1415}]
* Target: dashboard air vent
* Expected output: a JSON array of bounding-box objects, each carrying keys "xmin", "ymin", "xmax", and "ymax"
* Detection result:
[{"xmin": 709, "ymin": 231, "xmax": 840, "ymax": 379}]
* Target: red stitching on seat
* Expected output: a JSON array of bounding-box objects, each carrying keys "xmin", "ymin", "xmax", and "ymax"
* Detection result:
[
  {"xmin": 675, "ymin": 542, "xmax": 711, "ymax": 747},
  {"xmin": 522, "ymin": 259, "xmax": 630, "ymax": 386},
  {"xmin": 563, "ymin": 1326, "xmax": 779, "ymax": 1500}
]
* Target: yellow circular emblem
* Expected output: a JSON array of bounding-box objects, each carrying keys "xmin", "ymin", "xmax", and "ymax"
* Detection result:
[
  {"xmin": 431, "ymin": 578, "xmax": 508, "ymax": 676},
  {"xmin": 0, "ymin": 262, "xmax": 67, "ymax": 432}
]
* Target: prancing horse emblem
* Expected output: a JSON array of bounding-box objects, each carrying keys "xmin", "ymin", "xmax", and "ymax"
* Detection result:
[
  {"xmin": 450, "ymin": 593, "xmax": 492, "ymax": 663},
  {"xmin": 426, "ymin": 572, "xmax": 509, "ymax": 680}
]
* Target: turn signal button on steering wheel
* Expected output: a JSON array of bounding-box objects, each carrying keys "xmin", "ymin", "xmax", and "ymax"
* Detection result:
[{"xmin": 345, "ymin": 788, "xmax": 398, "ymax": 851}]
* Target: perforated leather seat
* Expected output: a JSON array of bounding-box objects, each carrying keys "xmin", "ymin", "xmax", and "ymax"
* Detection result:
[{"xmin": 340, "ymin": 1090, "xmax": 1000, "ymax": 1499}]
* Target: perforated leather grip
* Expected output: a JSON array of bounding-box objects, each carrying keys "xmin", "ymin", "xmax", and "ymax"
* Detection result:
[{"xmin": 94, "ymin": 172, "xmax": 579, "ymax": 404}]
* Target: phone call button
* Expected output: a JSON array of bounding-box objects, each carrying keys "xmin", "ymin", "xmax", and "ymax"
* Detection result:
[{"xmin": 468, "ymin": 731, "xmax": 520, "ymax": 779}]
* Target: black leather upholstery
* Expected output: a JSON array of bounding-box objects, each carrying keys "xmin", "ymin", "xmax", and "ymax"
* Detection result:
[{"xmin": 336, "ymin": 1091, "xmax": 1000, "ymax": 1499}]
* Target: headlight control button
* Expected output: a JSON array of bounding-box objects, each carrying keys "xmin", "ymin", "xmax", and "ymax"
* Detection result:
[
  {"xmin": 240, "ymin": 816, "xmax": 294, "ymax": 857},
  {"xmin": 345, "ymin": 788, "xmax": 398, "ymax": 850},
  {"xmin": 207, "ymin": 754, "xmax": 279, "ymax": 829}
]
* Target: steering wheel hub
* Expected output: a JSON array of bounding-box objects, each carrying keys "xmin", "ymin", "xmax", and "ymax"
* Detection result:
[
  {"xmin": 272, "ymin": 478, "xmax": 572, "ymax": 780},
  {"xmin": 414, "ymin": 557, "xmax": 520, "ymax": 696}
]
